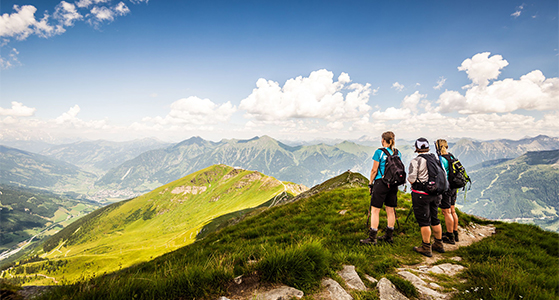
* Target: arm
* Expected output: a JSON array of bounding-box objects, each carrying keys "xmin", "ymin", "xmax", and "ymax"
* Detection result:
[{"xmin": 369, "ymin": 160, "xmax": 379, "ymax": 193}]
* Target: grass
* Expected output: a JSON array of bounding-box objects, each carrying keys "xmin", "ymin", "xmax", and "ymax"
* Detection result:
[
  {"xmin": 4, "ymin": 172, "xmax": 558, "ymax": 300},
  {"xmin": 453, "ymin": 222, "xmax": 559, "ymax": 300}
]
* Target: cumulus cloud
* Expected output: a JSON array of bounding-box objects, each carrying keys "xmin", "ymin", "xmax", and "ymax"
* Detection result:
[
  {"xmin": 143, "ymin": 96, "xmax": 237, "ymax": 126},
  {"xmin": 436, "ymin": 53, "xmax": 559, "ymax": 114},
  {"xmin": 54, "ymin": 1, "xmax": 82, "ymax": 27},
  {"xmin": 0, "ymin": 48, "xmax": 20, "ymax": 69},
  {"xmin": 458, "ymin": 52, "xmax": 509, "ymax": 88},
  {"xmin": 0, "ymin": 101, "xmax": 36, "ymax": 117},
  {"xmin": 392, "ymin": 82, "xmax": 404, "ymax": 92},
  {"xmin": 240, "ymin": 70, "xmax": 372, "ymax": 124}
]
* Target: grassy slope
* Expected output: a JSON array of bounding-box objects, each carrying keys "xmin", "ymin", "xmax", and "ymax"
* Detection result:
[
  {"xmin": 3, "ymin": 165, "xmax": 294, "ymax": 285},
  {"xmin": 5, "ymin": 171, "xmax": 558, "ymax": 300}
]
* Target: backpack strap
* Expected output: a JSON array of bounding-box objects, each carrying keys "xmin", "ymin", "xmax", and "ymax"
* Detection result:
[{"xmin": 378, "ymin": 148, "xmax": 397, "ymax": 177}]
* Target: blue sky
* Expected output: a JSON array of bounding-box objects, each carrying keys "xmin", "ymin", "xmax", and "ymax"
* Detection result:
[{"xmin": 1, "ymin": 0, "xmax": 557, "ymax": 143}]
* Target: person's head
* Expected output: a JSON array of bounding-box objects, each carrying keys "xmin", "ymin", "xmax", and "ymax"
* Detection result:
[
  {"xmin": 381, "ymin": 131, "xmax": 395, "ymax": 150},
  {"xmin": 435, "ymin": 139, "xmax": 448, "ymax": 155},
  {"xmin": 414, "ymin": 137, "xmax": 430, "ymax": 153}
]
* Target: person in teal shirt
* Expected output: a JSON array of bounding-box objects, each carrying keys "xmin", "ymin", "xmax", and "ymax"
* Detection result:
[
  {"xmin": 360, "ymin": 131, "xmax": 402, "ymax": 245},
  {"xmin": 436, "ymin": 139, "xmax": 459, "ymax": 244}
]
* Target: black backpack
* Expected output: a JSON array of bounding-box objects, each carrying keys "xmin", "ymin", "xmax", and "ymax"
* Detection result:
[
  {"xmin": 379, "ymin": 148, "xmax": 406, "ymax": 188},
  {"xmin": 441, "ymin": 153, "xmax": 471, "ymax": 190},
  {"xmin": 418, "ymin": 153, "xmax": 449, "ymax": 195}
]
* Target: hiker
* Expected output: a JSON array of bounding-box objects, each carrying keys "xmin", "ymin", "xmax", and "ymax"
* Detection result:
[
  {"xmin": 435, "ymin": 139, "xmax": 460, "ymax": 244},
  {"xmin": 360, "ymin": 131, "xmax": 403, "ymax": 245},
  {"xmin": 408, "ymin": 138, "xmax": 445, "ymax": 257}
]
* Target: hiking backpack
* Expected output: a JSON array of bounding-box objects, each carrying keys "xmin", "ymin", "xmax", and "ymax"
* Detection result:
[
  {"xmin": 379, "ymin": 148, "xmax": 406, "ymax": 188},
  {"xmin": 418, "ymin": 153, "xmax": 449, "ymax": 195},
  {"xmin": 441, "ymin": 153, "xmax": 471, "ymax": 190}
]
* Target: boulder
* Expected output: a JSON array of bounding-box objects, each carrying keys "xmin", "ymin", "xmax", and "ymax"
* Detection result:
[
  {"xmin": 338, "ymin": 265, "xmax": 367, "ymax": 291},
  {"xmin": 377, "ymin": 277, "xmax": 409, "ymax": 300},
  {"xmin": 321, "ymin": 278, "xmax": 353, "ymax": 300},
  {"xmin": 261, "ymin": 286, "xmax": 304, "ymax": 300},
  {"xmin": 397, "ymin": 271, "xmax": 446, "ymax": 300}
]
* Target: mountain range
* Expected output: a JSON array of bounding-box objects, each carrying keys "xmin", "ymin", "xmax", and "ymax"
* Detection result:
[{"xmin": 458, "ymin": 150, "xmax": 559, "ymax": 231}]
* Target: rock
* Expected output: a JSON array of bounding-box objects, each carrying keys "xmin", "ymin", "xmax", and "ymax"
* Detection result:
[
  {"xmin": 338, "ymin": 265, "xmax": 367, "ymax": 291},
  {"xmin": 429, "ymin": 282, "xmax": 442, "ymax": 289},
  {"xmin": 234, "ymin": 275, "xmax": 243, "ymax": 284},
  {"xmin": 428, "ymin": 263, "xmax": 465, "ymax": 277},
  {"xmin": 450, "ymin": 257, "xmax": 462, "ymax": 262},
  {"xmin": 339, "ymin": 210, "xmax": 348, "ymax": 215},
  {"xmin": 364, "ymin": 274, "xmax": 378, "ymax": 285},
  {"xmin": 217, "ymin": 297, "xmax": 231, "ymax": 300},
  {"xmin": 321, "ymin": 278, "xmax": 353, "ymax": 300},
  {"xmin": 377, "ymin": 277, "xmax": 409, "ymax": 300},
  {"xmin": 261, "ymin": 286, "xmax": 304, "ymax": 300},
  {"xmin": 397, "ymin": 271, "xmax": 446, "ymax": 299}
]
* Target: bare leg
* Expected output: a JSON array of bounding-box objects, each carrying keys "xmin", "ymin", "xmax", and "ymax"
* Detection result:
[
  {"xmin": 371, "ymin": 207, "xmax": 381, "ymax": 229},
  {"xmin": 432, "ymin": 224, "xmax": 443, "ymax": 239},
  {"xmin": 420, "ymin": 226, "xmax": 431, "ymax": 243},
  {"xmin": 442, "ymin": 208, "xmax": 454, "ymax": 232},
  {"xmin": 451, "ymin": 205, "xmax": 459, "ymax": 232},
  {"xmin": 385, "ymin": 206, "xmax": 395, "ymax": 228}
]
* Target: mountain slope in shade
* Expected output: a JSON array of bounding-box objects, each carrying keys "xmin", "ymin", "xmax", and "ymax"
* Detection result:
[
  {"xmin": 458, "ymin": 150, "xmax": 559, "ymax": 231},
  {"xmin": 96, "ymin": 136, "xmax": 377, "ymax": 193},
  {"xmin": 26, "ymin": 165, "xmax": 306, "ymax": 283},
  {"xmin": 39, "ymin": 138, "xmax": 170, "ymax": 175},
  {"xmin": 0, "ymin": 145, "xmax": 97, "ymax": 192}
]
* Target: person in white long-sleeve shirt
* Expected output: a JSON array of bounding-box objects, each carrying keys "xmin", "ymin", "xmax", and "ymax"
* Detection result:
[{"xmin": 408, "ymin": 138, "xmax": 444, "ymax": 257}]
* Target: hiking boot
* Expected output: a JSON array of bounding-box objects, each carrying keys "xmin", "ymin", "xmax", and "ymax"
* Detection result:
[
  {"xmin": 442, "ymin": 232, "xmax": 455, "ymax": 245},
  {"xmin": 360, "ymin": 228, "xmax": 378, "ymax": 245},
  {"xmin": 413, "ymin": 242, "xmax": 432, "ymax": 257},
  {"xmin": 377, "ymin": 227, "xmax": 394, "ymax": 243},
  {"xmin": 454, "ymin": 230, "xmax": 459, "ymax": 242},
  {"xmin": 433, "ymin": 238, "xmax": 445, "ymax": 253}
]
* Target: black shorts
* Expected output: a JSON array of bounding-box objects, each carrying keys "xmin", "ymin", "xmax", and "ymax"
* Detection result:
[
  {"xmin": 370, "ymin": 179, "xmax": 398, "ymax": 209},
  {"xmin": 412, "ymin": 192, "xmax": 441, "ymax": 227},
  {"xmin": 440, "ymin": 189, "xmax": 457, "ymax": 209}
]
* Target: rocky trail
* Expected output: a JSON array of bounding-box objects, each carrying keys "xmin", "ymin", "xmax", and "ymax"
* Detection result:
[{"xmin": 218, "ymin": 222, "xmax": 496, "ymax": 300}]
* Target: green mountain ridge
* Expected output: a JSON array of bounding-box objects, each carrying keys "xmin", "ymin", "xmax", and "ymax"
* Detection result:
[
  {"xmin": 459, "ymin": 150, "xmax": 559, "ymax": 231},
  {"xmin": 2, "ymin": 165, "xmax": 306, "ymax": 285},
  {"xmin": 4, "ymin": 170, "xmax": 557, "ymax": 300}
]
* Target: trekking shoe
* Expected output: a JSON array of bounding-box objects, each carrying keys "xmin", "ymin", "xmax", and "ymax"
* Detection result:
[
  {"xmin": 433, "ymin": 238, "xmax": 445, "ymax": 253},
  {"xmin": 454, "ymin": 230, "xmax": 459, "ymax": 242},
  {"xmin": 442, "ymin": 232, "xmax": 455, "ymax": 245},
  {"xmin": 377, "ymin": 227, "xmax": 394, "ymax": 243},
  {"xmin": 360, "ymin": 228, "xmax": 378, "ymax": 245},
  {"xmin": 413, "ymin": 242, "xmax": 432, "ymax": 257}
]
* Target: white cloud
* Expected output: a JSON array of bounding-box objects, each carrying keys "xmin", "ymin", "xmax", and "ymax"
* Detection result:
[
  {"xmin": 0, "ymin": 101, "xmax": 36, "ymax": 117},
  {"xmin": 392, "ymin": 82, "xmax": 404, "ymax": 92},
  {"xmin": 371, "ymin": 107, "xmax": 412, "ymax": 120},
  {"xmin": 433, "ymin": 77, "xmax": 446, "ymax": 90},
  {"xmin": 54, "ymin": 1, "xmax": 82, "ymax": 27},
  {"xmin": 402, "ymin": 91, "xmax": 426, "ymax": 113},
  {"xmin": 458, "ymin": 52, "xmax": 509, "ymax": 87},
  {"xmin": 115, "ymin": 2, "xmax": 130, "ymax": 16},
  {"xmin": 143, "ymin": 96, "xmax": 237, "ymax": 126},
  {"xmin": 436, "ymin": 90, "xmax": 467, "ymax": 113},
  {"xmin": 511, "ymin": 10, "xmax": 521, "ymax": 18},
  {"xmin": 0, "ymin": 5, "xmax": 40, "ymax": 40},
  {"xmin": 240, "ymin": 69, "xmax": 372, "ymax": 124},
  {"xmin": 90, "ymin": 6, "xmax": 115, "ymax": 22}
]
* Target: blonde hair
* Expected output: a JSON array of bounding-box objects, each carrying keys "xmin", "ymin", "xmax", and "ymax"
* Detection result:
[
  {"xmin": 382, "ymin": 131, "xmax": 395, "ymax": 150},
  {"xmin": 435, "ymin": 139, "xmax": 448, "ymax": 155}
]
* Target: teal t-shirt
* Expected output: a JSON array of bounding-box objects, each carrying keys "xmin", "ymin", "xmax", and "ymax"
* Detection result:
[
  {"xmin": 372, "ymin": 147, "xmax": 401, "ymax": 180},
  {"xmin": 440, "ymin": 155, "xmax": 450, "ymax": 180}
]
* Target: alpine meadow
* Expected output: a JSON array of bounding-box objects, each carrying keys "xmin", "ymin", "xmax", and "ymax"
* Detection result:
[{"xmin": 1, "ymin": 0, "xmax": 558, "ymax": 299}]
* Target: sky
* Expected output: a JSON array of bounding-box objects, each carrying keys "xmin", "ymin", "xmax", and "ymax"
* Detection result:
[{"xmin": 0, "ymin": 0, "xmax": 558, "ymax": 144}]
